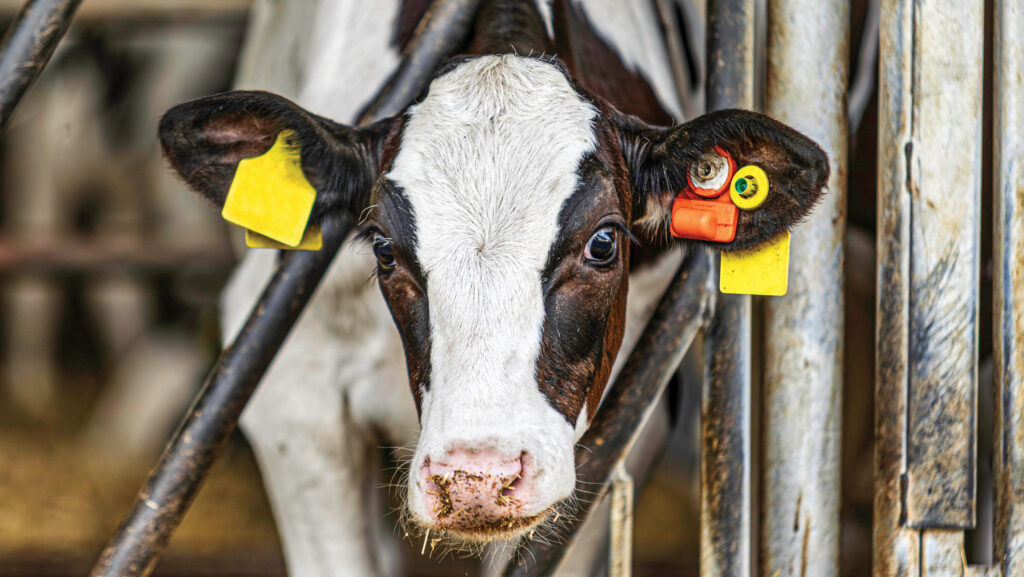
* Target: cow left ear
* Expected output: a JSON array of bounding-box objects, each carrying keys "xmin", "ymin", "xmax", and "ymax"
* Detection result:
[{"xmin": 616, "ymin": 109, "xmax": 829, "ymax": 251}]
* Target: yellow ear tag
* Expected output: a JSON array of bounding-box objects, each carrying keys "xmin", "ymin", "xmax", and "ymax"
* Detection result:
[
  {"xmin": 720, "ymin": 231, "xmax": 790, "ymax": 296},
  {"xmin": 222, "ymin": 129, "xmax": 317, "ymax": 247},
  {"xmin": 246, "ymin": 225, "xmax": 323, "ymax": 250},
  {"xmin": 729, "ymin": 165, "xmax": 770, "ymax": 210}
]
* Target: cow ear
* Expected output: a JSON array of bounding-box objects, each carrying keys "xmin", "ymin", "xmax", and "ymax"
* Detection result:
[
  {"xmin": 617, "ymin": 109, "xmax": 829, "ymax": 251},
  {"xmin": 159, "ymin": 90, "xmax": 393, "ymax": 221}
]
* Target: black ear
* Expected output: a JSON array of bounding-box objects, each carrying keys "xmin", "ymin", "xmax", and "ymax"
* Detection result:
[
  {"xmin": 617, "ymin": 109, "xmax": 829, "ymax": 251},
  {"xmin": 159, "ymin": 90, "xmax": 393, "ymax": 221}
]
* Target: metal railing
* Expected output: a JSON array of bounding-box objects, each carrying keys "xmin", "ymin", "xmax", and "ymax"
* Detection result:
[
  {"xmin": 875, "ymin": 0, "xmax": 983, "ymax": 574},
  {"xmin": 0, "ymin": 0, "xmax": 1020, "ymax": 575}
]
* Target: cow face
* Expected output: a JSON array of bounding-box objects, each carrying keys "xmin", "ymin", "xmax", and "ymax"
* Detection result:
[{"xmin": 159, "ymin": 54, "xmax": 827, "ymax": 545}]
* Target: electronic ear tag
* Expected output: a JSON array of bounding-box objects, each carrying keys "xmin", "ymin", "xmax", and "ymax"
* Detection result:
[
  {"xmin": 222, "ymin": 129, "xmax": 317, "ymax": 248},
  {"xmin": 246, "ymin": 225, "xmax": 323, "ymax": 250},
  {"xmin": 670, "ymin": 147, "xmax": 739, "ymax": 243},
  {"xmin": 720, "ymin": 231, "xmax": 790, "ymax": 296},
  {"xmin": 730, "ymin": 165, "xmax": 770, "ymax": 210}
]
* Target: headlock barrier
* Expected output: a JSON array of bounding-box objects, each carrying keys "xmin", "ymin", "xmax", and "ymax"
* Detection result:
[{"xmin": 0, "ymin": 0, "xmax": 1017, "ymax": 575}]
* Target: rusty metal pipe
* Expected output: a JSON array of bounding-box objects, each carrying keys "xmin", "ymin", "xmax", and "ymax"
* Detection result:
[
  {"xmin": 760, "ymin": 1, "xmax": 847, "ymax": 576},
  {"xmin": 993, "ymin": 0, "xmax": 1024, "ymax": 573},
  {"xmin": 0, "ymin": 0, "xmax": 82, "ymax": 130},
  {"xmin": 874, "ymin": 0, "xmax": 916, "ymax": 572},
  {"xmin": 88, "ymin": 1, "xmax": 482, "ymax": 575},
  {"xmin": 702, "ymin": 0, "xmax": 754, "ymax": 575}
]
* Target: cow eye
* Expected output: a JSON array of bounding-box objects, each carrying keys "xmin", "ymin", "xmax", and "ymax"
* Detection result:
[
  {"xmin": 372, "ymin": 235, "xmax": 396, "ymax": 271},
  {"xmin": 584, "ymin": 227, "xmax": 618, "ymax": 264}
]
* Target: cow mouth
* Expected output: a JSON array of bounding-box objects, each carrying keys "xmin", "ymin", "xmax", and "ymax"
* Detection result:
[
  {"xmin": 428, "ymin": 509, "xmax": 550, "ymax": 543},
  {"xmin": 410, "ymin": 470, "xmax": 555, "ymax": 545},
  {"xmin": 410, "ymin": 506, "xmax": 552, "ymax": 548}
]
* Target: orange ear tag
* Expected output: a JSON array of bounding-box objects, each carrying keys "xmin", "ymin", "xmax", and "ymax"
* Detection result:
[
  {"xmin": 222, "ymin": 129, "xmax": 322, "ymax": 249},
  {"xmin": 670, "ymin": 147, "xmax": 739, "ymax": 242}
]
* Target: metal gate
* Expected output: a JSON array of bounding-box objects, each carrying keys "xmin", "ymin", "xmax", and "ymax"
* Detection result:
[{"xmin": 0, "ymin": 0, "xmax": 1018, "ymax": 575}]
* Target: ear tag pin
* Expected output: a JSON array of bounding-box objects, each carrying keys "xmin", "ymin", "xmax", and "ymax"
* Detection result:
[
  {"xmin": 221, "ymin": 129, "xmax": 322, "ymax": 249},
  {"xmin": 720, "ymin": 167, "xmax": 789, "ymax": 296},
  {"xmin": 670, "ymin": 147, "xmax": 740, "ymax": 243}
]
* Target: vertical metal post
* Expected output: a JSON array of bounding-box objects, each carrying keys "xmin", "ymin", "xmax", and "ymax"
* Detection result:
[
  {"xmin": 875, "ymin": 1, "xmax": 983, "ymax": 576},
  {"xmin": 761, "ymin": 1, "xmax": 847, "ymax": 576},
  {"xmin": 702, "ymin": 1, "xmax": 753, "ymax": 576},
  {"xmin": 875, "ymin": 0, "xmax": 916, "ymax": 572},
  {"xmin": 993, "ymin": 0, "xmax": 1024, "ymax": 574}
]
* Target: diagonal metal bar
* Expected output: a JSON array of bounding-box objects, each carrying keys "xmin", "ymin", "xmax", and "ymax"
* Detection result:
[
  {"xmin": 503, "ymin": 248, "xmax": 714, "ymax": 577},
  {"xmin": 0, "ymin": 0, "xmax": 82, "ymax": 130},
  {"xmin": 88, "ymin": 1, "xmax": 482, "ymax": 576},
  {"xmin": 89, "ymin": 216, "xmax": 353, "ymax": 577}
]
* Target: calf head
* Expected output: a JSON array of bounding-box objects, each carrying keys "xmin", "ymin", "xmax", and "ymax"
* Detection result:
[{"xmin": 160, "ymin": 54, "xmax": 827, "ymax": 544}]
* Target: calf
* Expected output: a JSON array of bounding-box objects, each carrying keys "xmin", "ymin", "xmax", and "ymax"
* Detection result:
[{"xmin": 159, "ymin": 0, "xmax": 827, "ymax": 574}]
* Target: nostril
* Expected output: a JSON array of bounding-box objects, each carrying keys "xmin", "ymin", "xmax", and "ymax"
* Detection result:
[
  {"xmin": 499, "ymin": 452, "xmax": 527, "ymax": 498},
  {"xmin": 500, "ymin": 475, "xmax": 522, "ymax": 499}
]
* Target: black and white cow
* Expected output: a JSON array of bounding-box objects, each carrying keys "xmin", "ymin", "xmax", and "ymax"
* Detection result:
[{"xmin": 159, "ymin": 0, "xmax": 827, "ymax": 574}]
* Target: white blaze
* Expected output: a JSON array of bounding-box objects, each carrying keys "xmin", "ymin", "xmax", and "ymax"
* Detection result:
[{"xmin": 387, "ymin": 55, "xmax": 598, "ymax": 517}]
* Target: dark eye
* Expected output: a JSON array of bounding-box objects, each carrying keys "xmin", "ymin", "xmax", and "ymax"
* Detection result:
[
  {"xmin": 584, "ymin": 227, "xmax": 618, "ymax": 265},
  {"xmin": 372, "ymin": 235, "xmax": 396, "ymax": 271}
]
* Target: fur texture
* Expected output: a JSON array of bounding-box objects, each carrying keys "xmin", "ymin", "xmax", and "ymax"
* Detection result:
[{"xmin": 384, "ymin": 55, "xmax": 600, "ymax": 525}]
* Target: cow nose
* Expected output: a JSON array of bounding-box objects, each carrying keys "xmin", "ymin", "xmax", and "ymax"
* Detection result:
[{"xmin": 417, "ymin": 448, "xmax": 533, "ymax": 529}]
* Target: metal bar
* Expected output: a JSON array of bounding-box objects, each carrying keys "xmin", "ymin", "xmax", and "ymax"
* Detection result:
[
  {"xmin": 88, "ymin": 216, "xmax": 352, "ymax": 577},
  {"xmin": 902, "ymin": 0, "xmax": 981, "ymax": 529},
  {"xmin": 356, "ymin": 0, "xmax": 481, "ymax": 125},
  {"xmin": 0, "ymin": 0, "xmax": 82, "ymax": 131},
  {"xmin": 88, "ymin": 2, "xmax": 482, "ymax": 575},
  {"xmin": 876, "ymin": 0, "xmax": 983, "ymax": 574},
  {"xmin": 760, "ymin": 1, "xmax": 847, "ymax": 576},
  {"xmin": 609, "ymin": 464, "xmax": 635, "ymax": 577},
  {"xmin": 874, "ymin": 0, "xmax": 917, "ymax": 572},
  {"xmin": 701, "ymin": 296, "xmax": 751, "ymax": 577},
  {"xmin": 993, "ymin": 0, "xmax": 1024, "ymax": 574},
  {"xmin": 921, "ymin": 530, "xmax": 967, "ymax": 577},
  {"xmin": 702, "ymin": 0, "xmax": 753, "ymax": 576},
  {"xmin": 502, "ymin": 248, "xmax": 714, "ymax": 577}
]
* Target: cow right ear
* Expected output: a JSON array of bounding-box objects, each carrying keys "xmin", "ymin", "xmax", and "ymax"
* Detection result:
[
  {"xmin": 615, "ymin": 108, "xmax": 829, "ymax": 251},
  {"xmin": 159, "ymin": 90, "xmax": 393, "ymax": 221}
]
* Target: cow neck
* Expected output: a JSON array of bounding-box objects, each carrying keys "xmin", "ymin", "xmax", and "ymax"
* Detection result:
[{"xmin": 469, "ymin": 0, "xmax": 552, "ymax": 56}]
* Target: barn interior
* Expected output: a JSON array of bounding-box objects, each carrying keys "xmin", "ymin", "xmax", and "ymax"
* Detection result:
[{"xmin": 0, "ymin": 0, "xmax": 993, "ymax": 576}]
